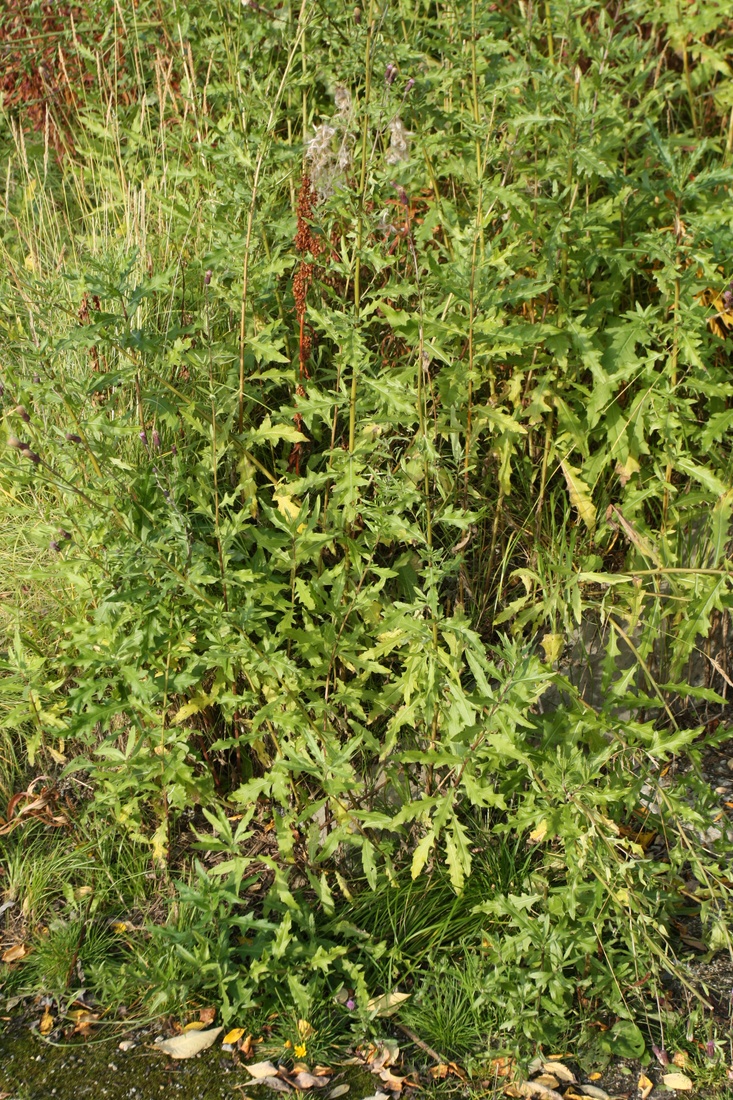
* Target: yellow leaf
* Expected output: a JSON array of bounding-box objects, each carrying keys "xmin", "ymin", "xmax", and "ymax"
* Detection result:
[
  {"xmin": 183, "ymin": 1020, "xmax": 207, "ymax": 1032},
  {"xmin": 672, "ymin": 1052, "xmax": 690, "ymax": 1068},
  {"xmin": 638, "ymin": 1072, "xmax": 653, "ymax": 1100},
  {"xmin": 529, "ymin": 820, "xmax": 548, "ymax": 843},
  {"xmin": 560, "ymin": 460, "xmax": 596, "ymax": 530},
  {"xmin": 540, "ymin": 633, "xmax": 564, "ymax": 664},
  {"xmin": 274, "ymin": 491, "xmax": 301, "ymax": 523},
  {"xmin": 40, "ymin": 1010, "xmax": 54, "ymax": 1035},
  {"xmin": 366, "ymin": 991, "xmax": 410, "ymax": 1017},
  {"xmin": 223, "ymin": 1028, "xmax": 245, "ymax": 1045},
  {"xmin": 662, "ymin": 1072, "xmax": 693, "ymax": 1091}
]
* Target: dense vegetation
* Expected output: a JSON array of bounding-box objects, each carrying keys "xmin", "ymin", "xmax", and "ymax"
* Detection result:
[{"xmin": 2, "ymin": 0, "xmax": 733, "ymax": 1079}]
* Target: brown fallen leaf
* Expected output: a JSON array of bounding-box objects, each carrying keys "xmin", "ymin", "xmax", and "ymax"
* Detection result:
[
  {"xmin": 672, "ymin": 1052, "xmax": 690, "ymax": 1069},
  {"xmin": 327, "ymin": 1086, "xmax": 350, "ymax": 1099},
  {"xmin": 638, "ymin": 1072, "xmax": 653, "ymax": 1100},
  {"xmin": 533, "ymin": 1076, "xmax": 559, "ymax": 1089},
  {"xmin": 491, "ymin": 1056, "xmax": 516, "ymax": 1078},
  {"xmin": 39, "ymin": 1010, "xmax": 54, "ymax": 1035},
  {"xmin": 292, "ymin": 1072, "xmax": 330, "ymax": 1090},
  {"xmin": 429, "ymin": 1065, "xmax": 448, "ymax": 1080},
  {"xmin": 313, "ymin": 1067, "xmax": 332, "ymax": 1077},
  {"xmin": 578, "ymin": 1087, "xmax": 609, "ymax": 1100},
  {"xmin": 261, "ymin": 1076, "xmax": 293, "ymax": 1093},
  {"xmin": 378, "ymin": 1069, "xmax": 408, "ymax": 1092},
  {"xmin": 154, "ymin": 1026, "xmax": 223, "ymax": 1059},
  {"xmin": 199, "ymin": 1006, "xmax": 217, "ymax": 1024},
  {"xmin": 2, "ymin": 944, "xmax": 28, "ymax": 963},
  {"xmin": 183, "ymin": 1020, "xmax": 207, "ymax": 1033},
  {"xmin": 662, "ymin": 1072, "xmax": 692, "ymax": 1091}
]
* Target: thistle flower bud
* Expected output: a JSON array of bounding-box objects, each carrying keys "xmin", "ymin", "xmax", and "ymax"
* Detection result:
[
  {"xmin": 204, "ymin": 269, "xmax": 212, "ymax": 286},
  {"xmin": 139, "ymin": 430, "xmax": 149, "ymax": 446},
  {"xmin": 353, "ymin": 6, "xmax": 361, "ymax": 23},
  {"xmin": 385, "ymin": 63, "xmax": 397, "ymax": 85},
  {"xmin": 405, "ymin": 78, "xmax": 415, "ymax": 93},
  {"xmin": 0, "ymin": 383, "xmax": 4, "ymax": 397},
  {"xmin": 706, "ymin": 1040, "xmax": 715, "ymax": 1059},
  {"xmin": 652, "ymin": 1046, "xmax": 669, "ymax": 1066},
  {"xmin": 152, "ymin": 429, "xmax": 162, "ymax": 450},
  {"xmin": 21, "ymin": 447, "xmax": 41, "ymax": 464},
  {"xmin": 15, "ymin": 405, "xmax": 31, "ymax": 423},
  {"xmin": 49, "ymin": 540, "xmax": 61, "ymax": 553},
  {"xmin": 7, "ymin": 435, "xmax": 23, "ymax": 450},
  {"xmin": 66, "ymin": 432, "xmax": 83, "ymax": 444},
  {"xmin": 59, "ymin": 529, "xmax": 72, "ymax": 541},
  {"xmin": 33, "ymin": 374, "xmax": 41, "ymax": 384},
  {"xmin": 171, "ymin": 443, "xmax": 178, "ymax": 456}
]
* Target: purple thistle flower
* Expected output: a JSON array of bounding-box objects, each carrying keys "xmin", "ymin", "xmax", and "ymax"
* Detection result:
[
  {"xmin": 59, "ymin": 529, "xmax": 72, "ymax": 541},
  {"xmin": 345, "ymin": 999, "xmax": 355, "ymax": 1010},
  {"xmin": 21, "ymin": 447, "xmax": 41, "ymax": 464},
  {"xmin": 204, "ymin": 269, "xmax": 213, "ymax": 286},
  {"xmin": 152, "ymin": 429, "xmax": 162, "ymax": 451},
  {"xmin": 385, "ymin": 63, "xmax": 397, "ymax": 85},
  {"xmin": 66, "ymin": 432, "xmax": 83, "ymax": 444},
  {"xmin": 7, "ymin": 435, "xmax": 23, "ymax": 450},
  {"xmin": 15, "ymin": 405, "xmax": 31, "ymax": 423},
  {"xmin": 171, "ymin": 443, "xmax": 177, "ymax": 456},
  {"xmin": 49, "ymin": 540, "xmax": 61, "ymax": 553},
  {"xmin": 139, "ymin": 430, "xmax": 149, "ymax": 446},
  {"xmin": 33, "ymin": 374, "xmax": 41, "ymax": 384},
  {"xmin": 405, "ymin": 78, "xmax": 415, "ymax": 93},
  {"xmin": 706, "ymin": 1039, "xmax": 716, "ymax": 1059}
]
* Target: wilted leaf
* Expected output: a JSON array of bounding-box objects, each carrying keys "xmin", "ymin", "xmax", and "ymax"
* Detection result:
[
  {"xmin": 490, "ymin": 1056, "xmax": 515, "ymax": 1078},
  {"xmin": 224, "ymin": 1027, "xmax": 246, "ymax": 1045},
  {"xmin": 511, "ymin": 1082, "xmax": 564, "ymax": 1100},
  {"xmin": 2, "ymin": 944, "xmax": 27, "ymax": 963},
  {"xmin": 529, "ymin": 820, "xmax": 548, "ymax": 843},
  {"xmin": 199, "ymin": 1006, "xmax": 217, "ymax": 1024},
  {"xmin": 261, "ymin": 1077, "xmax": 293, "ymax": 1093},
  {"xmin": 560, "ymin": 461, "xmax": 596, "ymax": 530},
  {"xmin": 366, "ymin": 990, "xmax": 410, "ymax": 1017},
  {"xmin": 183, "ymin": 1020, "xmax": 207, "ymax": 1032},
  {"xmin": 540, "ymin": 634, "xmax": 564, "ymax": 664},
  {"xmin": 638, "ymin": 1073, "xmax": 653, "ymax": 1100},
  {"xmin": 327, "ymin": 1086, "xmax": 350, "ymax": 1099},
  {"xmin": 292, "ymin": 1072, "xmax": 329, "ymax": 1090},
  {"xmin": 39, "ymin": 1011, "xmax": 54, "ymax": 1035},
  {"xmin": 155, "ymin": 1026, "xmax": 223, "ymax": 1059},
  {"xmin": 662, "ymin": 1073, "xmax": 692, "ymax": 1091},
  {"xmin": 672, "ymin": 1052, "xmax": 690, "ymax": 1069},
  {"xmin": 533, "ymin": 1076, "xmax": 559, "ymax": 1089},
  {"xmin": 542, "ymin": 1063, "xmax": 576, "ymax": 1083},
  {"xmin": 245, "ymin": 1061, "xmax": 281, "ymax": 1079},
  {"xmin": 578, "ymin": 1087, "xmax": 609, "ymax": 1099}
]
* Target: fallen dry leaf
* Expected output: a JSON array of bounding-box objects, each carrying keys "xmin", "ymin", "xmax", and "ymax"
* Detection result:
[
  {"xmin": 533, "ymin": 1076, "xmax": 559, "ymax": 1089},
  {"xmin": 2, "ymin": 944, "xmax": 27, "ymax": 963},
  {"xmin": 672, "ymin": 1052, "xmax": 690, "ymax": 1069},
  {"xmin": 662, "ymin": 1072, "xmax": 692, "ymax": 1091},
  {"xmin": 154, "ymin": 1026, "xmax": 223, "ymax": 1059},
  {"xmin": 578, "ymin": 1087, "xmax": 609, "ymax": 1100},
  {"xmin": 491, "ymin": 1056, "xmax": 515, "ymax": 1078},
  {"xmin": 378, "ymin": 1069, "xmax": 409, "ymax": 1092},
  {"xmin": 542, "ymin": 1062, "xmax": 576, "ymax": 1084},
  {"xmin": 313, "ymin": 1067, "xmax": 332, "ymax": 1077},
  {"xmin": 327, "ymin": 1086, "xmax": 350, "ymax": 1099},
  {"xmin": 292, "ymin": 1072, "xmax": 329, "ymax": 1090},
  {"xmin": 261, "ymin": 1076, "xmax": 293, "ymax": 1093},
  {"xmin": 183, "ymin": 1020, "xmax": 207, "ymax": 1033},
  {"xmin": 638, "ymin": 1072, "xmax": 653, "ymax": 1099},
  {"xmin": 509, "ymin": 1082, "xmax": 563, "ymax": 1100},
  {"xmin": 224, "ymin": 1027, "xmax": 246, "ymax": 1045},
  {"xmin": 39, "ymin": 1010, "xmax": 54, "ymax": 1035},
  {"xmin": 245, "ymin": 1061, "xmax": 281, "ymax": 1080},
  {"xmin": 366, "ymin": 991, "xmax": 410, "ymax": 1018},
  {"xmin": 588, "ymin": 1073, "xmax": 602, "ymax": 1081},
  {"xmin": 199, "ymin": 1006, "xmax": 217, "ymax": 1024},
  {"xmin": 429, "ymin": 1065, "xmax": 448, "ymax": 1080}
]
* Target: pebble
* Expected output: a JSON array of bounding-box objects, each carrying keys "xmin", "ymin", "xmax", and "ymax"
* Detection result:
[
  {"xmin": 119, "ymin": 1041, "xmax": 135, "ymax": 1052},
  {"xmin": 715, "ymin": 785, "xmax": 729, "ymax": 796}
]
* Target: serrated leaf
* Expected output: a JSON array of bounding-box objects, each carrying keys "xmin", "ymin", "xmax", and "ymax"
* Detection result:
[{"xmin": 560, "ymin": 461, "xmax": 596, "ymax": 530}]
